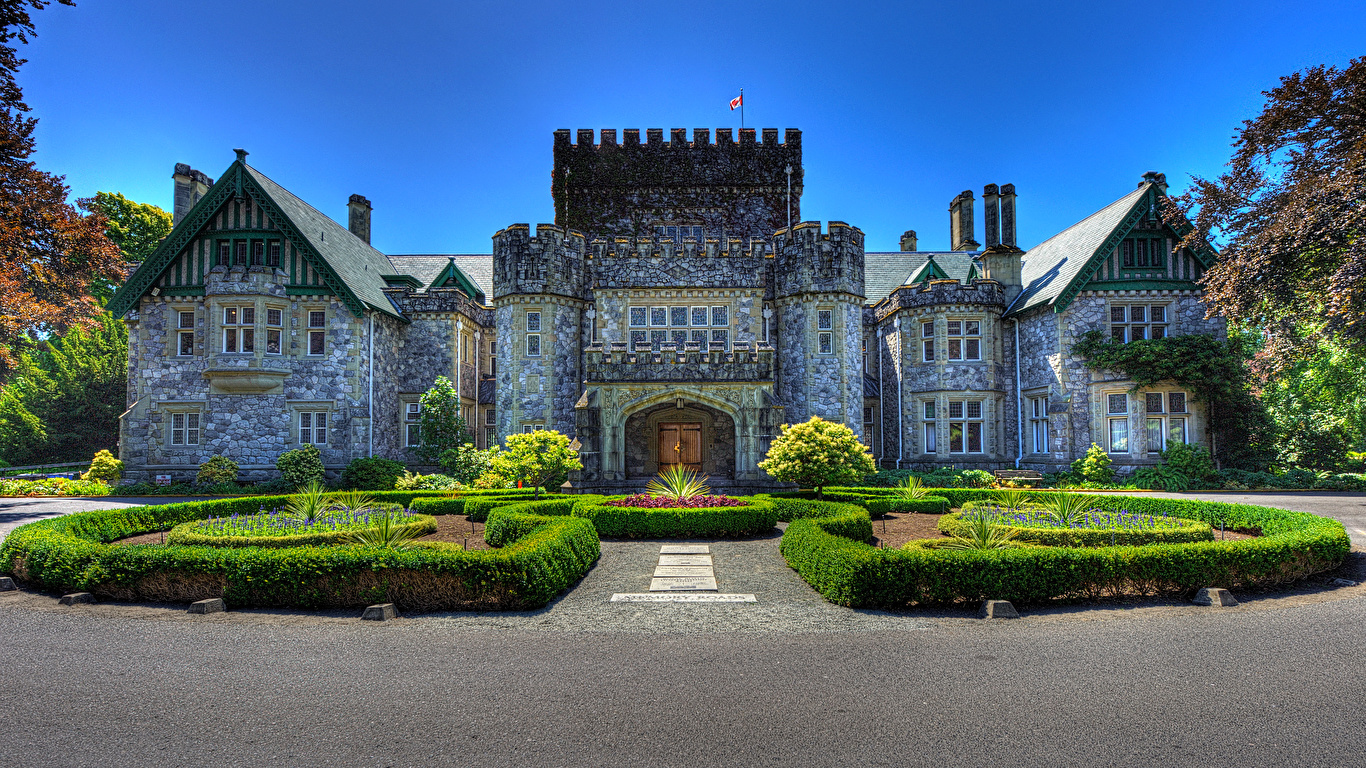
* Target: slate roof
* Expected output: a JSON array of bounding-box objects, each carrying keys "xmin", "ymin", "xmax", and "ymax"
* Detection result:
[
  {"xmin": 864, "ymin": 251, "xmax": 979, "ymax": 304},
  {"xmin": 386, "ymin": 254, "xmax": 494, "ymax": 301},
  {"xmin": 1007, "ymin": 184, "xmax": 1151, "ymax": 315},
  {"xmin": 244, "ymin": 164, "xmax": 402, "ymax": 318}
]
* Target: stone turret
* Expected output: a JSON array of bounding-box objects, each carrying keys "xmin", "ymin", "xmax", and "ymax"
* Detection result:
[
  {"xmin": 492, "ymin": 223, "xmax": 588, "ymax": 300},
  {"xmin": 771, "ymin": 221, "xmax": 866, "ymax": 434}
]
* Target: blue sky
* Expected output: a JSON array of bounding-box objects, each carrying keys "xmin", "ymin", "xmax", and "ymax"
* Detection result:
[{"xmin": 25, "ymin": 0, "xmax": 1366, "ymax": 254}]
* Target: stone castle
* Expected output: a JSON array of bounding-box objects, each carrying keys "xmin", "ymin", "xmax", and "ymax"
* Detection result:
[{"xmin": 109, "ymin": 128, "xmax": 1222, "ymax": 490}]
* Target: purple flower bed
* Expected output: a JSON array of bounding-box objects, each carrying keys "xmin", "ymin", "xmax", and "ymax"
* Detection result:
[{"xmin": 604, "ymin": 494, "xmax": 748, "ymax": 509}]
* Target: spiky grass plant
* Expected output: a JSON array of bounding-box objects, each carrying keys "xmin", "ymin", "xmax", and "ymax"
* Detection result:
[
  {"xmin": 893, "ymin": 475, "xmax": 929, "ymax": 500},
  {"xmin": 1042, "ymin": 492, "xmax": 1094, "ymax": 528},
  {"xmin": 939, "ymin": 513, "xmax": 1020, "ymax": 550},
  {"xmin": 991, "ymin": 487, "xmax": 1032, "ymax": 512},
  {"xmin": 346, "ymin": 510, "xmax": 423, "ymax": 551},
  {"xmin": 645, "ymin": 465, "xmax": 711, "ymax": 502},
  {"xmin": 329, "ymin": 488, "xmax": 376, "ymax": 516},
  {"xmin": 284, "ymin": 481, "xmax": 330, "ymax": 526}
]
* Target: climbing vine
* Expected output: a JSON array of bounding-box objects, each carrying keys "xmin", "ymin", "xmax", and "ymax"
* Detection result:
[{"xmin": 1071, "ymin": 331, "xmax": 1274, "ymax": 470}]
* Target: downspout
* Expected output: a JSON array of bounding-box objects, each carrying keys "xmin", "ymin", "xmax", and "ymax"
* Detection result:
[
  {"xmin": 1014, "ymin": 318, "xmax": 1023, "ymax": 469},
  {"xmin": 894, "ymin": 316, "xmax": 902, "ymax": 469},
  {"xmin": 368, "ymin": 313, "xmax": 374, "ymax": 458}
]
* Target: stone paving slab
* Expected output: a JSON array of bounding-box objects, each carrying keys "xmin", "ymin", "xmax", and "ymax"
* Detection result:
[
  {"xmin": 658, "ymin": 554, "xmax": 713, "ymax": 566},
  {"xmin": 653, "ymin": 566, "xmax": 715, "ymax": 577},
  {"xmin": 659, "ymin": 544, "xmax": 710, "ymax": 554},
  {"xmin": 649, "ymin": 576, "xmax": 718, "ymax": 592},
  {"xmin": 609, "ymin": 593, "xmax": 757, "ymax": 603}
]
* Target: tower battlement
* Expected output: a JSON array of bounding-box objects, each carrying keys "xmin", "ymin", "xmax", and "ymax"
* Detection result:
[
  {"xmin": 589, "ymin": 235, "xmax": 768, "ymax": 261},
  {"xmin": 772, "ymin": 221, "xmax": 865, "ymax": 298},
  {"xmin": 492, "ymin": 223, "xmax": 588, "ymax": 300}
]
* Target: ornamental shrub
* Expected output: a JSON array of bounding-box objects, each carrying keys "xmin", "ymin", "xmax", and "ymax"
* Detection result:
[
  {"xmin": 395, "ymin": 471, "xmax": 461, "ymax": 491},
  {"xmin": 439, "ymin": 444, "xmax": 499, "ymax": 485},
  {"xmin": 487, "ymin": 430, "xmax": 581, "ymax": 499},
  {"xmin": 82, "ymin": 450, "xmax": 123, "ymax": 483},
  {"xmin": 276, "ymin": 444, "xmax": 324, "ymax": 488},
  {"xmin": 1161, "ymin": 443, "xmax": 1217, "ymax": 484},
  {"xmin": 416, "ymin": 376, "xmax": 472, "ymax": 464},
  {"xmin": 341, "ymin": 457, "xmax": 407, "ymax": 490},
  {"xmin": 759, "ymin": 417, "xmax": 877, "ymax": 499},
  {"xmin": 1070, "ymin": 443, "xmax": 1114, "ymax": 484},
  {"xmin": 196, "ymin": 455, "xmax": 239, "ymax": 485}
]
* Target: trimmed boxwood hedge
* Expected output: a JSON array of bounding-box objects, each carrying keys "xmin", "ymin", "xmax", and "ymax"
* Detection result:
[
  {"xmin": 570, "ymin": 497, "xmax": 779, "ymax": 538},
  {"xmin": 0, "ymin": 495, "xmax": 598, "ymax": 612},
  {"xmin": 409, "ymin": 494, "xmax": 536, "ymax": 520},
  {"xmin": 779, "ymin": 494, "xmax": 1351, "ymax": 607},
  {"xmin": 865, "ymin": 497, "xmax": 950, "ymax": 516},
  {"xmin": 936, "ymin": 510, "xmax": 1212, "ymax": 547}
]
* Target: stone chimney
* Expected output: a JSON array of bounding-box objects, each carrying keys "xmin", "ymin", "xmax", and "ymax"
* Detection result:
[
  {"xmin": 981, "ymin": 182, "xmax": 1023, "ymax": 302},
  {"xmin": 1000, "ymin": 183, "xmax": 1017, "ymax": 247},
  {"xmin": 983, "ymin": 184, "xmax": 1000, "ymax": 247},
  {"xmin": 348, "ymin": 194, "xmax": 372, "ymax": 244},
  {"xmin": 1141, "ymin": 171, "xmax": 1168, "ymax": 193},
  {"xmin": 172, "ymin": 164, "xmax": 214, "ymax": 225},
  {"xmin": 949, "ymin": 190, "xmax": 979, "ymax": 251},
  {"xmin": 899, "ymin": 230, "xmax": 918, "ymax": 252}
]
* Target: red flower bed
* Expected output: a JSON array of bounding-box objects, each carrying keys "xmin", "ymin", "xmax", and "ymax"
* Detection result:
[{"xmin": 603, "ymin": 494, "xmax": 748, "ymax": 508}]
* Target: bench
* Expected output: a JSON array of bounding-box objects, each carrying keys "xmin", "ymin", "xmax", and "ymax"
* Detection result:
[{"xmin": 992, "ymin": 469, "xmax": 1044, "ymax": 487}]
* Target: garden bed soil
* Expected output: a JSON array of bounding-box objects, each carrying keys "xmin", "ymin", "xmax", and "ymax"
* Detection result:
[{"xmin": 112, "ymin": 515, "xmax": 492, "ymax": 551}]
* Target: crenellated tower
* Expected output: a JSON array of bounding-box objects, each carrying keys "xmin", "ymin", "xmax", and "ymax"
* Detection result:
[
  {"xmin": 772, "ymin": 221, "xmax": 866, "ymax": 435},
  {"xmin": 492, "ymin": 223, "xmax": 589, "ymax": 441}
]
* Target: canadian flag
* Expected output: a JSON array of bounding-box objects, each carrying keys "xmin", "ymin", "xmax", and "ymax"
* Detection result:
[{"xmin": 729, "ymin": 93, "xmax": 743, "ymax": 110}]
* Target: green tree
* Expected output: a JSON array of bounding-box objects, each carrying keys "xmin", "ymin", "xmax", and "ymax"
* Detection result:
[
  {"xmin": 758, "ymin": 416, "xmax": 877, "ymax": 499},
  {"xmin": 1258, "ymin": 335, "xmax": 1366, "ymax": 469},
  {"xmin": 487, "ymin": 430, "xmax": 581, "ymax": 500},
  {"xmin": 439, "ymin": 443, "xmax": 499, "ymax": 485},
  {"xmin": 416, "ymin": 376, "xmax": 470, "ymax": 463},
  {"xmin": 0, "ymin": 384, "xmax": 44, "ymax": 464},
  {"xmin": 78, "ymin": 191, "xmax": 172, "ymax": 302}
]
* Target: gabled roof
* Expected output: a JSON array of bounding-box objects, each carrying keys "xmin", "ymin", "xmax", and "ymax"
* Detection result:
[
  {"xmin": 864, "ymin": 251, "xmax": 979, "ymax": 304},
  {"xmin": 109, "ymin": 157, "xmax": 403, "ymax": 320},
  {"xmin": 1005, "ymin": 182, "xmax": 1213, "ymax": 316},
  {"xmin": 386, "ymin": 254, "xmax": 494, "ymax": 302}
]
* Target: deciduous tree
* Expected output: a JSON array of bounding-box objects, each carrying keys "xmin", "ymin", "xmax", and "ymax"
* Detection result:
[{"xmin": 758, "ymin": 417, "xmax": 876, "ymax": 499}]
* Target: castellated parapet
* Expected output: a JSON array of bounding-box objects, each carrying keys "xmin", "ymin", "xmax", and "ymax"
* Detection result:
[
  {"xmin": 552, "ymin": 128, "xmax": 802, "ymax": 241},
  {"xmin": 772, "ymin": 221, "xmax": 866, "ymax": 299},
  {"xmin": 492, "ymin": 223, "xmax": 588, "ymax": 301}
]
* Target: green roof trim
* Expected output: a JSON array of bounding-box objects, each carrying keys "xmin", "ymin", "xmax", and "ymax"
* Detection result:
[
  {"xmin": 908, "ymin": 256, "xmax": 952, "ymax": 284},
  {"xmin": 429, "ymin": 257, "xmax": 487, "ymax": 303},
  {"xmin": 381, "ymin": 274, "xmax": 424, "ymax": 289}
]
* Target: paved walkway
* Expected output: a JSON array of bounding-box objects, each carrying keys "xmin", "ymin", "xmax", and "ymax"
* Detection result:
[
  {"xmin": 1138, "ymin": 490, "xmax": 1366, "ymax": 545},
  {"xmin": 0, "ymin": 496, "xmax": 212, "ymax": 541}
]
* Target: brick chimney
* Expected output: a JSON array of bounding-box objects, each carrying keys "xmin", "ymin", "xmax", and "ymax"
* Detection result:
[
  {"xmin": 983, "ymin": 184, "xmax": 1001, "ymax": 247},
  {"xmin": 949, "ymin": 190, "xmax": 979, "ymax": 251},
  {"xmin": 172, "ymin": 164, "xmax": 214, "ymax": 225},
  {"xmin": 981, "ymin": 182, "xmax": 1023, "ymax": 301},
  {"xmin": 348, "ymin": 194, "xmax": 372, "ymax": 244},
  {"xmin": 899, "ymin": 230, "xmax": 918, "ymax": 252}
]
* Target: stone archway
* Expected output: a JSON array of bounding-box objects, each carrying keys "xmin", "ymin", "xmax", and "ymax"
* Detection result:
[{"xmin": 623, "ymin": 400, "xmax": 736, "ymax": 484}]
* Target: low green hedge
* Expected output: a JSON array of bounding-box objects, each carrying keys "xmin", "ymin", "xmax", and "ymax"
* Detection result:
[
  {"xmin": 165, "ymin": 512, "xmax": 437, "ymax": 549},
  {"xmin": 409, "ymin": 494, "xmax": 534, "ymax": 519},
  {"xmin": 865, "ymin": 497, "xmax": 949, "ymax": 515},
  {"xmin": 779, "ymin": 495, "xmax": 1351, "ymax": 607},
  {"xmin": 570, "ymin": 498, "xmax": 779, "ymax": 538},
  {"xmin": 0, "ymin": 496, "xmax": 599, "ymax": 612},
  {"xmin": 936, "ymin": 510, "xmax": 1212, "ymax": 547}
]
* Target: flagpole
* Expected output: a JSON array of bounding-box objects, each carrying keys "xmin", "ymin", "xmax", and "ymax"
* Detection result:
[{"xmin": 740, "ymin": 88, "xmax": 744, "ymax": 130}]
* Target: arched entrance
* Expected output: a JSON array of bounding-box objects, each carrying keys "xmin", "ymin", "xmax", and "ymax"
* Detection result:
[{"xmin": 623, "ymin": 400, "xmax": 736, "ymax": 484}]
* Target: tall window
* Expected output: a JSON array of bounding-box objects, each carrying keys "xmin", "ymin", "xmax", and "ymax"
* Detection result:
[
  {"xmin": 216, "ymin": 241, "xmax": 230, "ymax": 267},
  {"xmin": 817, "ymin": 308, "xmax": 834, "ymax": 355},
  {"xmin": 947, "ymin": 320, "xmax": 981, "ymax": 361},
  {"xmin": 299, "ymin": 411, "xmax": 327, "ymax": 445},
  {"xmin": 267, "ymin": 241, "xmax": 282, "ymax": 268},
  {"xmin": 177, "ymin": 311, "xmax": 195, "ymax": 356},
  {"xmin": 862, "ymin": 406, "xmax": 874, "ymax": 448},
  {"xmin": 308, "ymin": 310, "xmax": 326, "ymax": 355},
  {"xmin": 222, "ymin": 306, "xmax": 254, "ymax": 353},
  {"xmin": 923, "ymin": 401, "xmax": 937, "ymax": 453},
  {"xmin": 265, "ymin": 309, "xmax": 282, "ymax": 355},
  {"xmin": 251, "ymin": 241, "xmax": 264, "ymax": 266},
  {"xmin": 234, "ymin": 240, "xmax": 248, "ymax": 266},
  {"xmin": 405, "ymin": 402, "xmax": 421, "ymax": 447},
  {"xmin": 1030, "ymin": 396, "xmax": 1048, "ymax": 453},
  {"xmin": 1110, "ymin": 304, "xmax": 1168, "ymax": 342},
  {"xmin": 526, "ymin": 309, "xmax": 541, "ymax": 357},
  {"xmin": 170, "ymin": 412, "xmax": 199, "ymax": 446},
  {"xmin": 948, "ymin": 400, "xmax": 983, "ymax": 454},
  {"xmin": 1145, "ymin": 391, "xmax": 1188, "ymax": 453},
  {"xmin": 1107, "ymin": 393, "xmax": 1129, "ymax": 453},
  {"xmin": 922, "ymin": 321, "xmax": 935, "ymax": 362}
]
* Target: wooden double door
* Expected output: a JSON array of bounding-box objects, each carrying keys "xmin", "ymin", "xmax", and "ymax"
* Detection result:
[{"xmin": 658, "ymin": 422, "xmax": 702, "ymax": 472}]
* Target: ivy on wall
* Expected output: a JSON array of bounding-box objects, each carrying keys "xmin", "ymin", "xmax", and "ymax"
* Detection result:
[{"xmin": 1071, "ymin": 331, "xmax": 1274, "ymax": 470}]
